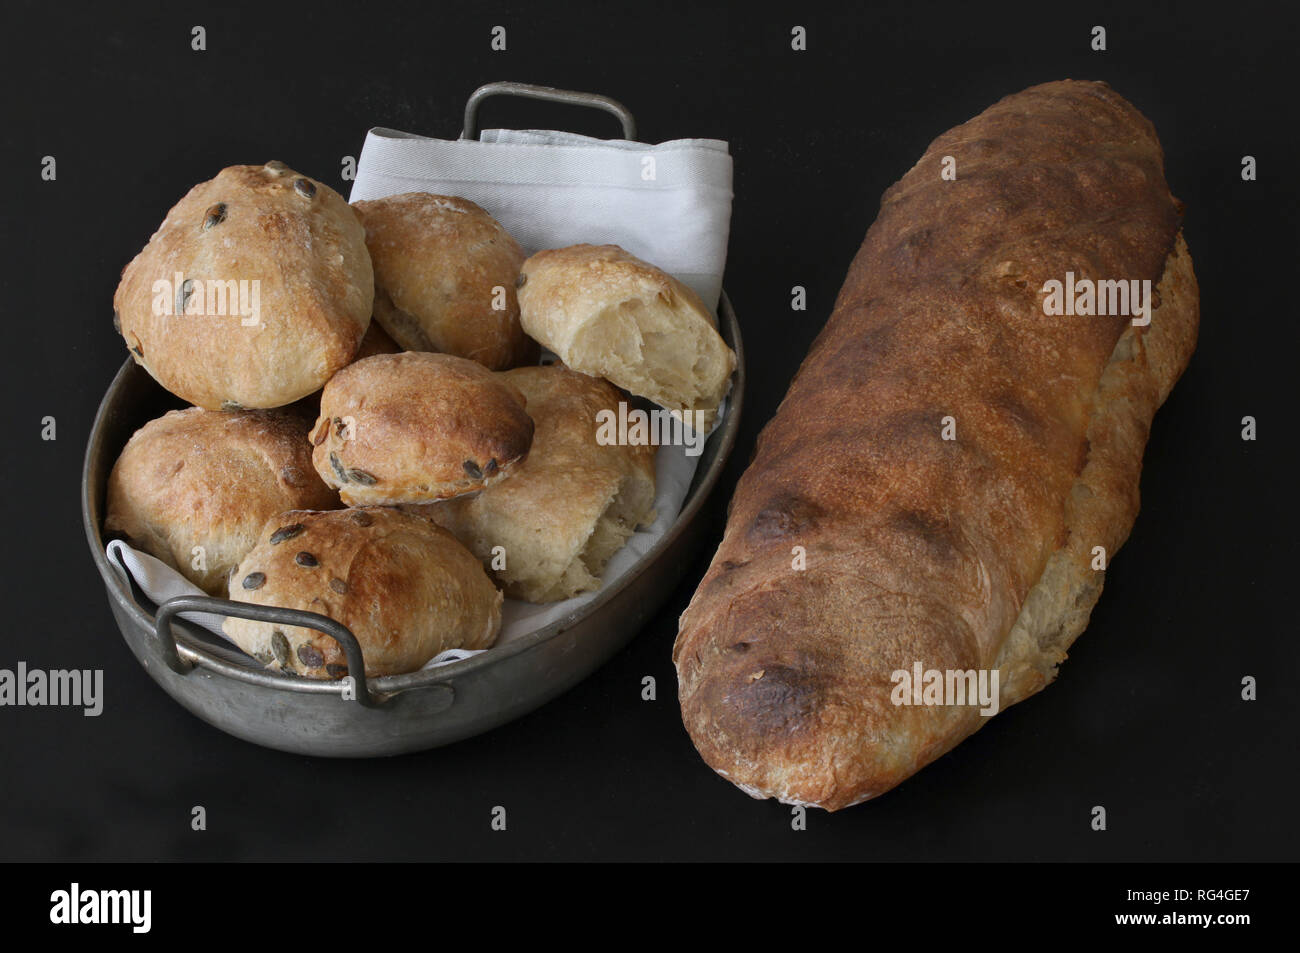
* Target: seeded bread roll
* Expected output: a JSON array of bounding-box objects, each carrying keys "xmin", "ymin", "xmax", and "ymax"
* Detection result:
[
  {"xmin": 113, "ymin": 161, "xmax": 373, "ymax": 409},
  {"xmin": 517, "ymin": 244, "xmax": 736, "ymax": 432},
  {"xmin": 414, "ymin": 364, "xmax": 658, "ymax": 603},
  {"xmin": 310, "ymin": 352, "xmax": 535, "ymax": 505},
  {"xmin": 104, "ymin": 407, "xmax": 339, "ymax": 594},
  {"xmin": 223, "ymin": 507, "xmax": 502, "ymax": 678},
  {"xmin": 352, "ymin": 193, "xmax": 537, "ymax": 369},
  {"xmin": 673, "ymin": 80, "xmax": 1199, "ymax": 810}
]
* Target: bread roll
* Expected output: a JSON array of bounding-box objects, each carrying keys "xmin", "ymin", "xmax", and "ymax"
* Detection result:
[
  {"xmin": 416, "ymin": 364, "xmax": 657, "ymax": 603},
  {"xmin": 113, "ymin": 162, "xmax": 373, "ymax": 409},
  {"xmin": 673, "ymin": 80, "xmax": 1199, "ymax": 810},
  {"xmin": 309, "ymin": 352, "xmax": 534, "ymax": 505},
  {"xmin": 105, "ymin": 407, "xmax": 339, "ymax": 594},
  {"xmin": 223, "ymin": 507, "xmax": 501, "ymax": 678},
  {"xmin": 352, "ymin": 193, "xmax": 537, "ymax": 369},
  {"xmin": 517, "ymin": 244, "xmax": 736, "ymax": 432}
]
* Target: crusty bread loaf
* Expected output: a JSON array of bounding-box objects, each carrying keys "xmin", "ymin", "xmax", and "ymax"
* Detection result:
[
  {"xmin": 517, "ymin": 244, "xmax": 736, "ymax": 432},
  {"xmin": 113, "ymin": 162, "xmax": 373, "ymax": 409},
  {"xmin": 310, "ymin": 352, "xmax": 534, "ymax": 505},
  {"xmin": 673, "ymin": 80, "xmax": 1199, "ymax": 810},
  {"xmin": 352, "ymin": 193, "xmax": 537, "ymax": 369},
  {"xmin": 414, "ymin": 364, "xmax": 657, "ymax": 603},
  {"xmin": 223, "ymin": 507, "xmax": 502, "ymax": 678},
  {"xmin": 105, "ymin": 406, "xmax": 339, "ymax": 594}
]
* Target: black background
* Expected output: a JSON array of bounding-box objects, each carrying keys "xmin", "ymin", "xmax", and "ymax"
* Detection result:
[{"xmin": 1, "ymin": 0, "xmax": 1296, "ymax": 862}]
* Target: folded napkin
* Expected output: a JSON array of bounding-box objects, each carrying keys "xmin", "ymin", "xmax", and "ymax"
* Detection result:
[
  {"xmin": 108, "ymin": 118, "xmax": 734, "ymax": 674},
  {"xmin": 349, "ymin": 126, "xmax": 733, "ymax": 310}
]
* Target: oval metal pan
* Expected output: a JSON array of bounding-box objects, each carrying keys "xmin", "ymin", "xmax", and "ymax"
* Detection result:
[{"xmin": 82, "ymin": 294, "xmax": 744, "ymax": 756}]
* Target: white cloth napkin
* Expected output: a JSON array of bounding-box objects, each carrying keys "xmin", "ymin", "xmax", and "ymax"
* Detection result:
[
  {"xmin": 348, "ymin": 127, "xmax": 733, "ymax": 310},
  {"xmin": 106, "ymin": 119, "xmax": 734, "ymax": 675}
]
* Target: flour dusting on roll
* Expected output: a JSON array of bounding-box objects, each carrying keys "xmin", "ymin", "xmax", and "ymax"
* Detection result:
[
  {"xmin": 105, "ymin": 406, "xmax": 339, "ymax": 595},
  {"xmin": 113, "ymin": 161, "xmax": 373, "ymax": 409}
]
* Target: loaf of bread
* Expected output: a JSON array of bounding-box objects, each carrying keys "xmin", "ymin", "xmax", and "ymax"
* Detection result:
[
  {"xmin": 105, "ymin": 407, "xmax": 339, "ymax": 594},
  {"xmin": 673, "ymin": 80, "xmax": 1199, "ymax": 809},
  {"xmin": 415, "ymin": 364, "xmax": 657, "ymax": 602},
  {"xmin": 113, "ymin": 162, "xmax": 373, "ymax": 409},
  {"xmin": 223, "ymin": 507, "xmax": 502, "ymax": 678},
  {"xmin": 517, "ymin": 244, "xmax": 736, "ymax": 432},
  {"xmin": 352, "ymin": 193, "xmax": 537, "ymax": 369},
  {"xmin": 310, "ymin": 352, "xmax": 534, "ymax": 505}
]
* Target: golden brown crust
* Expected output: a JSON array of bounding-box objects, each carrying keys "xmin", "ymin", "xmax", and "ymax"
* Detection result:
[
  {"xmin": 414, "ymin": 364, "xmax": 658, "ymax": 602},
  {"xmin": 104, "ymin": 406, "xmax": 339, "ymax": 595},
  {"xmin": 673, "ymin": 80, "xmax": 1199, "ymax": 809},
  {"xmin": 352, "ymin": 193, "xmax": 537, "ymax": 369},
  {"xmin": 517, "ymin": 244, "xmax": 736, "ymax": 431},
  {"xmin": 113, "ymin": 162, "xmax": 373, "ymax": 409},
  {"xmin": 309, "ymin": 352, "xmax": 535, "ymax": 505},
  {"xmin": 223, "ymin": 507, "xmax": 502, "ymax": 678}
]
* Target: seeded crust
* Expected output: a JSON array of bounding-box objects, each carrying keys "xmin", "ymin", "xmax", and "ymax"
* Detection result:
[
  {"xmin": 223, "ymin": 507, "xmax": 502, "ymax": 678},
  {"xmin": 412, "ymin": 364, "xmax": 658, "ymax": 603},
  {"xmin": 517, "ymin": 244, "xmax": 737, "ymax": 432},
  {"xmin": 104, "ymin": 406, "xmax": 340, "ymax": 595},
  {"xmin": 352, "ymin": 193, "xmax": 537, "ymax": 369},
  {"xmin": 113, "ymin": 162, "xmax": 373, "ymax": 409},
  {"xmin": 673, "ymin": 80, "xmax": 1199, "ymax": 810},
  {"xmin": 310, "ymin": 352, "xmax": 535, "ymax": 506}
]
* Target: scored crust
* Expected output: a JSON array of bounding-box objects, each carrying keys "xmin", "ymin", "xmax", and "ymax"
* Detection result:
[
  {"xmin": 113, "ymin": 162, "xmax": 373, "ymax": 409},
  {"xmin": 310, "ymin": 352, "xmax": 535, "ymax": 505},
  {"xmin": 104, "ymin": 406, "xmax": 340, "ymax": 594},
  {"xmin": 413, "ymin": 364, "xmax": 658, "ymax": 603},
  {"xmin": 517, "ymin": 244, "xmax": 737, "ymax": 432},
  {"xmin": 222, "ymin": 507, "xmax": 502, "ymax": 678},
  {"xmin": 353, "ymin": 193, "xmax": 537, "ymax": 369}
]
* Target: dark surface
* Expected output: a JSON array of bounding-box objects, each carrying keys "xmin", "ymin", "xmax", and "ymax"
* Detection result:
[{"xmin": 1, "ymin": 0, "xmax": 1295, "ymax": 860}]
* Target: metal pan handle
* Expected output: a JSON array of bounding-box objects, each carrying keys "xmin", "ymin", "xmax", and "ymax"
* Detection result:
[
  {"xmin": 154, "ymin": 595, "xmax": 375, "ymax": 707},
  {"xmin": 461, "ymin": 81, "xmax": 637, "ymax": 141}
]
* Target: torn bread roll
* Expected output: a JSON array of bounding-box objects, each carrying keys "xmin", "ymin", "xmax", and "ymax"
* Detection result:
[
  {"xmin": 517, "ymin": 244, "xmax": 736, "ymax": 432},
  {"xmin": 413, "ymin": 364, "xmax": 657, "ymax": 603},
  {"xmin": 352, "ymin": 192, "xmax": 537, "ymax": 369},
  {"xmin": 310, "ymin": 352, "xmax": 534, "ymax": 506},
  {"xmin": 223, "ymin": 507, "xmax": 502, "ymax": 678},
  {"xmin": 673, "ymin": 80, "xmax": 1199, "ymax": 810}
]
